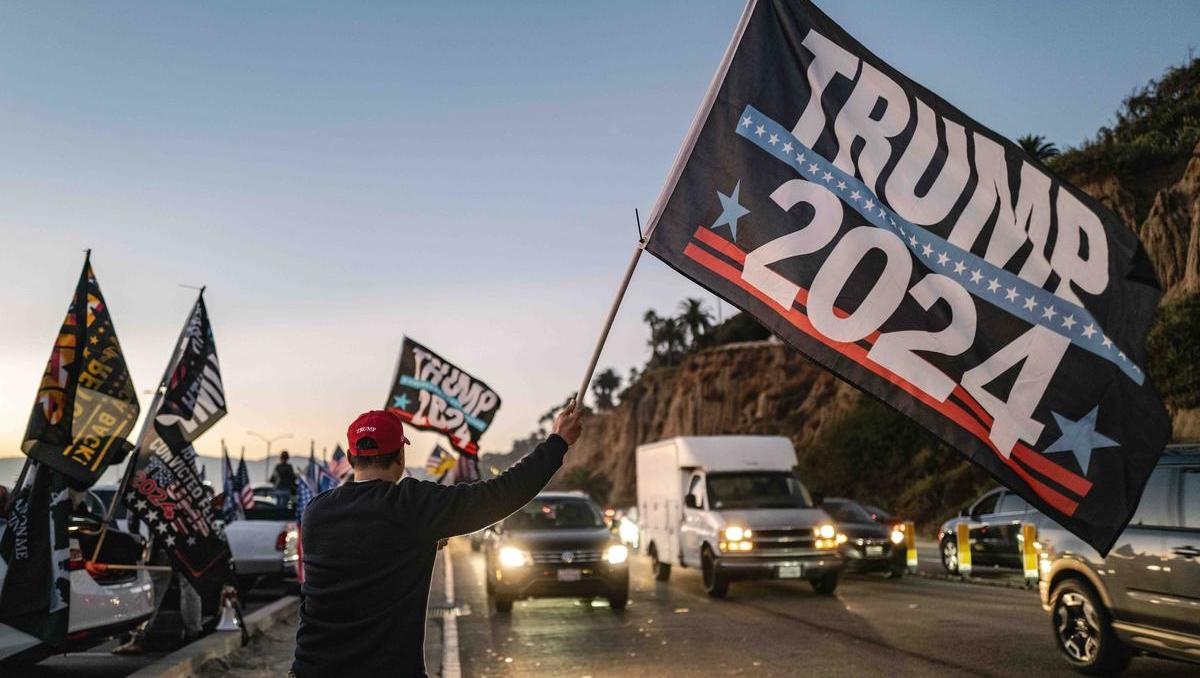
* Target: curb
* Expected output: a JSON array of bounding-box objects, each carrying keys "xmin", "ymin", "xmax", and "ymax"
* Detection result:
[{"xmin": 127, "ymin": 595, "xmax": 300, "ymax": 678}]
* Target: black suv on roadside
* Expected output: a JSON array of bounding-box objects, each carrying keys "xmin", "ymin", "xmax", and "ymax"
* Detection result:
[
  {"xmin": 937, "ymin": 486, "xmax": 1045, "ymax": 574},
  {"xmin": 483, "ymin": 492, "xmax": 630, "ymax": 613},
  {"xmin": 1039, "ymin": 445, "xmax": 1200, "ymax": 674}
]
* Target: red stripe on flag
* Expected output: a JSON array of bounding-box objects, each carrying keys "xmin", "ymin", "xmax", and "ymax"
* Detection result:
[{"xmin": 681, "ymin": 240, "xmax": 1081, "ymax": 516}]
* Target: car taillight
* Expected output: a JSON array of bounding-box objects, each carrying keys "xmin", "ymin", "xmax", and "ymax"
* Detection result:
[
  {"xmin": 276, "ymin": 530, "xmax": 288, "ymax": 552},
  {"xmin": 67, "ymin": 547, "xmax": 85, "ymax": 571}
]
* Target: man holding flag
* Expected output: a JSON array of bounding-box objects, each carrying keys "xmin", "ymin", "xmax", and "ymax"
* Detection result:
[{"xmin": 292, "ymin": 401, "xmax": 583, "ymax": 678}]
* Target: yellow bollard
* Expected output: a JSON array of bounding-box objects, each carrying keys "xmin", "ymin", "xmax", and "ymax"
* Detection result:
[
  {"xmin": 1021, "ymin": 523, "xmax": 1038, "ymax": 583},
  {"xmin": 904, "ymin": 521, "xmax": 918, "ymax": 572},
  {"xmin": 955, "ymin": 522, "xmax": 972, "ymax": 577}
]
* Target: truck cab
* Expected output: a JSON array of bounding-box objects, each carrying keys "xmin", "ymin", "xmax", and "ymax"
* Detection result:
[{"xmin": 636, "ymin": 436, "xmax": 843, "ymax": 598}]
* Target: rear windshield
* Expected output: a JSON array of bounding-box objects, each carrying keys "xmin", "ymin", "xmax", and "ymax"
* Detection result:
[
  {"xmin": 504, "ymin": 498, "xmax": 605, "ymax": 531},
  {"xmin": 706, "ymin": 472, "xmax": 812, "ymax": 510},
  {"xmin": 245, "ymin": 488, "xmax": 296, "ymax": 521},
  {"xmin": 823, "ymin": 500, "xmax": 873, "ymax": 524}
]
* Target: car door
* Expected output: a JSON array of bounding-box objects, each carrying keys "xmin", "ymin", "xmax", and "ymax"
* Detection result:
[
  {"xmin": 679, "ymin": 473, "xmax": 706, "ymax": 568},
  {"xmin": 989, "ymin": 492, "xmax": 1030, "ymax": 569},
  {"xmin": 1163, "ymin": 463, "xmax": 1200, "ymax": 637},
  {"xmin": 1105, "ymin": 467, "xmax": 1173, "ymax": 630},
  {"xmin": 967, "ymin": 490, "xmax": 1002, "ymax": 566}
]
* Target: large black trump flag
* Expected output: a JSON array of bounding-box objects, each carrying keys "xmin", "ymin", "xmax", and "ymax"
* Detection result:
[{"xmin": 644, "ymin": 0, "xmax": 1169, "ymax": 553}]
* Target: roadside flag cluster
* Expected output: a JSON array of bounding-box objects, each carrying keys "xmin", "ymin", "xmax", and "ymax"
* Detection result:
[
  {"xmin": 425, "ymin": 445, "xmax": 456, "ymax": 478},
  {"xmin": 0, "ymin": 254, "xmax": 140, "ymax": 649}
]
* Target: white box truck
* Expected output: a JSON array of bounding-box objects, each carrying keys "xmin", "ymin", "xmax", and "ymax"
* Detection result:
[{"xmin": 636, "ymin": 435, "xmax": 843, "ymax": 597}]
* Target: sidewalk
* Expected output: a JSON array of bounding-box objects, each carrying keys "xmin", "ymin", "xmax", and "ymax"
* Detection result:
[{"xmin": 191, "ymin": 552, "xmax": 449, "ymax": 677}]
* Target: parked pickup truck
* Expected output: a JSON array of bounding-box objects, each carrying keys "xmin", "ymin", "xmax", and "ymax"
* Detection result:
[
  {"xmin": 636, "ymin": 436, "xmax": 843, "ymax": 598},
  {"xmin": 224, "ymin": 484, "xmax": 298, "ymax": 592}
]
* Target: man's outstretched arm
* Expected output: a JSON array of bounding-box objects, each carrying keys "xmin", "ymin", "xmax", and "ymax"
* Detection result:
[{"xmin": 411, "ymin": 401, "xmax": 584, "ymax": 540}]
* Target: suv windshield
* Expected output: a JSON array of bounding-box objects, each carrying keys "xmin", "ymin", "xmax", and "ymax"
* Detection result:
[
  {"xmin": 823, "ymin": 499, "xmax": 873, "ymax": 524},
  {"xmin": 245, "ymin": 488, "xmax": 295, "ymax": 521},
  {"xmin": 706, "ymin": 472, "xmax": 812, "ymax": 510},
  {"xmin": 504, "ymin": 498, "xmax": 604, "ymax": 531}
]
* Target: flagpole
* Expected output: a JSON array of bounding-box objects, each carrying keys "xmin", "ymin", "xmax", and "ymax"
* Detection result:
[
  {"xmin": 94, "ymin": 291, "xmax": 202, "ymax": 562},
  {"xmin": 576, "ymin": 233, "xmax": 647, "ymax": 406}
]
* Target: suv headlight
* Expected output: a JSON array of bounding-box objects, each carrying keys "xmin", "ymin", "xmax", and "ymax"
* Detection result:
[
  {"xmin": 723, "ymin": 526, "xmax": 751, "ymax": 541},
  {"xmin": 606, "ymin": 544, "xmax": 629, "ymax": 565},
  {"xmin": 498, "ymin": 546, "xmax": 530, "ymax": 568}
]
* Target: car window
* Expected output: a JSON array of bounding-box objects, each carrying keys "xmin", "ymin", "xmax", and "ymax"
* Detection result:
[
  {"xmin": 1130, "ymin": 468, "xmax": 1175, "ymax": 528},
  {"xmin": 1181, "ymin": 468, "xmax": 1200, "ymax": 529},
  {"xmin": 995, "ymin": 493, "xmax": 1029, "ymax": 514},
  {"xmin": 824, "ymin": 500, "xmax": 874, "ymax": 524},
  {"xmin": 687, "ymin": 474, "xmax": 705, "ymax": 509},
  {"xmin": 972, "ymin": 491, "xmax": 1000, "ymax": 516},
  {"xmin": 503, "ymin": 498, "xmax": 605, "ymax": 531}
]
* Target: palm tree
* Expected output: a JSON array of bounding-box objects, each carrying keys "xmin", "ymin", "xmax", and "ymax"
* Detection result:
[
  {"xmin": 1016, "ymin": 134, "xmax": 1060, "ymax": 162},
  {"xmin": 591, "ymin": 368, "xmax": 622, "ymax": 410},
  {"xmin": 658, "ymin": 317, "xmax": 688, "ymax": 365},
  {"xmin": 643, "ymin": 309, "xmax": 664, "ymax": 359},
  {"xmin": 677, "ymin": 297, "xmax": 714, "ymax": 347}
]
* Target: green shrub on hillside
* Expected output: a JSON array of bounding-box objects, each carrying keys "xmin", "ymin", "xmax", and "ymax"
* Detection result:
[{"xmin": 1147, "ymin": 295, "xmax": 1200, "ymax": 409}]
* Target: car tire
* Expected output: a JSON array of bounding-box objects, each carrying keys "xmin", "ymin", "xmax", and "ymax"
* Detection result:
[
  {"xmin": 886, "ymin": 562, "xmax": 906, "ymax": 579},
  {"xmin": 608, "ymin": 591, "xmax": 629, "ymax": 611},
  {"xmin": 649, "ymin": 544, "xmax": 671, "ymax": 582},
  {"xmin": 1050, "ymin": 579, "xmax": 1130, "ymax": 675},
  {"xmin": 810, "ymin": 572, "xmax": 839, "ymax": 595},
  {"xmin": 492, "ymin": 593, "xmax": 513, "ymax": 614},
  {"xmin": 940, "ymin": 537, "xmax": 959, "ymax": 574},
  {"xmin": 701, "ymin": 546, "xmax": 729, "ymax": 598}
]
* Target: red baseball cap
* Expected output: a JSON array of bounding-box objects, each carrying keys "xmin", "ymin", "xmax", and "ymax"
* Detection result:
[{"xmin": 347, "ymin": 410, "xmax": 411, "ymax": 456}]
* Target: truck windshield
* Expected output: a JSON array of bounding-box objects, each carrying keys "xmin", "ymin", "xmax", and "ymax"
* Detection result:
[
  {"xmin": 504, "ymin": 498, "xmax": 605, "ymax": 531},
  {"xmin": 706, "ymin": 472, "xmax": 812, "ymax": 509}
]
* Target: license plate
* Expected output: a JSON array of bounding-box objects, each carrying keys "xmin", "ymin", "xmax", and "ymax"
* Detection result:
[
  {"xmin": 777, "ymin": 564, "xmax": 802, "ymax": 579},
  {"xmin": 866, "ymin": 545, "xmax": 884, "ymax": 557},
  {"xmin": 557, "ymin": 568, "xmax": 582, "ymax": 582}
]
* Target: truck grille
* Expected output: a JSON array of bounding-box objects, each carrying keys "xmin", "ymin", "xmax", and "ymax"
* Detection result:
[
  {"xmin": 531, "ymin": 549, "xmax": 603, "ymax": 564},
  {"xmin": 748, "ymin": 528, "xmax": 815, "ymax": 555}
]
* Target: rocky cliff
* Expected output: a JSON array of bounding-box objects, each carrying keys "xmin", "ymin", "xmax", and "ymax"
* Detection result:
[{"xmin": 554, "ymin": 340, "xmax": 864, "ymax": 506}]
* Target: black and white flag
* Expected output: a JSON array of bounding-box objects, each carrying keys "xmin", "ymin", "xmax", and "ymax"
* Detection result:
[
  {"xmin": 644, "ymin": 0, "xmax": 1170, "ymax": 552},
  {"xmin": 123, "ymin": 294, "xmax": 231, "ymax": 602}
]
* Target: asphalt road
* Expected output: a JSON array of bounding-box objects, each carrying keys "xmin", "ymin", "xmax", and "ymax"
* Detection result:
[
  {"xmin": 450, "ymin": 540, "xmax": 1192, "ymax": 678},
  {"xmin": 17, "ymin": 583, "xmax": 284, "ymax": 678}
]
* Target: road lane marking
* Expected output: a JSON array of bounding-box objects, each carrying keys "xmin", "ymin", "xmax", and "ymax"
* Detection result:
[{"xmin": 442, "ymin": 547, "xmax": 462, "ymax": 678}]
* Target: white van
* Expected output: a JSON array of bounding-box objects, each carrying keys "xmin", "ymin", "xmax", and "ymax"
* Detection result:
[{"xmin": 636, "ymin": 436, "xmax": 842, "ymax": 597}]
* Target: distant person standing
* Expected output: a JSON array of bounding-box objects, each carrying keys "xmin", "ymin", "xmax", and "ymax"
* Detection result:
[{"xmin": 271, "ymin": 450, "xmax": 297, "ymax": 495}]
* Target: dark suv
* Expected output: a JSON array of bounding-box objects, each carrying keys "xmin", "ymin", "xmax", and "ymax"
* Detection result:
[
  {"xmin": 484, "ymin": 492, "xmax": 629, "ymax": 613},
  {"xmin": 1039, "ymin": 445, "xmax": 1200, "ymax": 674},
  {"xmin": 938, "ymin": 487, "xmax": 1045, "ymax": 573}
]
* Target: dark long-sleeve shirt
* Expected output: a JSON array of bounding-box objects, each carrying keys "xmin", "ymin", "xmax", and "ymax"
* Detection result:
[{"xmin": 291, "ymin": 435, "xmax": 568, "ymax": 678}]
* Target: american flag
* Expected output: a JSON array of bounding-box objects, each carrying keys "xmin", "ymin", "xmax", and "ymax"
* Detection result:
[
  {"xmin": 236, "ymin": 454, "xmax": 254, "ymax": 509},
  {"xmin": 328, "ymin": 445, "xmax": 351, "ymax": 481},
  {"xmin": 425, "ymin": 445, "xmax": 456, "ymax": 476},
  {"xmin": 316, "ymin": 463, "xmax": 340, "ymax": 493},
  {"xmin": 294, "ymin": 475, "xmax": 314, "ymax": 584},
  {"xmin": 221, "ymin": 447, "xmax": 242, "ymax": 523}
]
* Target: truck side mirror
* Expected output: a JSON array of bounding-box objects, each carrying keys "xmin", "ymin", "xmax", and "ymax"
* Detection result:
[{"xmin": 684, "ymin": 494, "xmax": 700, "ymax": 510}]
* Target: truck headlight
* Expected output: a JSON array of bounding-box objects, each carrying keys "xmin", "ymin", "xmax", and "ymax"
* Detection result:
[
  {"xmin": 890, "ymin": 528, "xmax": 905, "ymax": 545},
  {"xmin": 723, "ymin": 526, "xmax": 751, "ymax": 541},
  {"xmin": 606, "ymin": 544, "xmax": 629, "ymax": 565},
  {"xmin": 498, "ymin": 546, "xmax": 530, "ymax": 568},
  {"xmin": 815, "ymin": 524, "xmax": 836, "ymax": 540}
]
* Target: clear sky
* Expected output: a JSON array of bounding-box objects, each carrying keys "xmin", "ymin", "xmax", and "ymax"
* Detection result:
[{"xmin": 2, "ymin": 1, "xmax": 1196, "ymax": 466}]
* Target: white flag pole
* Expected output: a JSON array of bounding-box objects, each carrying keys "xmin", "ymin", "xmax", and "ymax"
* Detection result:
[{"xmin": 576, "ymin": 232, "xmax": 648, "ymax": 404}]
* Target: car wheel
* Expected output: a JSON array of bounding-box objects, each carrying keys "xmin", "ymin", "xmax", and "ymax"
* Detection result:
[
  {"xmin": 701, "ymin": 546, "xmax": 729, "ymax": 598},
  {"xmin": 608, "ymin": 591, "xmax": 629, "ymax": 611},
  {"xmin": 649, "ymin": 544, "xmax": 671, "ymax": 582},
  {"xmin": 492, "ymin": 593, "xmax": 513, "ymax": 614},
  {"xmin": 810, "ymin": 572, "xmax": 839, "ymax": 595},
  {"xmin": 1051, "ymin": 579, "xmax": 1129, "ymax": 675},
  {"xmin": 940, "ymin": 537, "xmax": 959, "ymax": 574}
]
